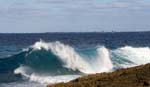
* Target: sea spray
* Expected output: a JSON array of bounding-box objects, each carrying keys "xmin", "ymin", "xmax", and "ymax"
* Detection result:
[
  {"xmin": 113, "ymin": 46, "xmax": 150, "ymax": 65},
  {"xmin": 32, "ymin": 41, "xmax": 113, "ymax": 73},
  {"xmin": 0, "ymin": 41, "xmax": 150, "ymax": 84},
  {"xmin": 95, "ymin": 47, "xmax": 113, "ymax": 72}
]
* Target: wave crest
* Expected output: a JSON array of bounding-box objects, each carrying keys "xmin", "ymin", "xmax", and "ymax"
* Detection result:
[
  {"xmin": 31, "ymin": 41, "xmax": 113, "ymax": 73},
  {"xmin": 113, "ymin": 46, "xmax": 150, "ymax": 65},
  {"xmin": 1, "ymin": 40, "xmax": 150, "ymax": 84}
]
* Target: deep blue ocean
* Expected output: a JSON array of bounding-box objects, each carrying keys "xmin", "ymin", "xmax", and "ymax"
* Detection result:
[{"xmin": 0, "ymin": 32, "xmax": 150, "ymax": 87}]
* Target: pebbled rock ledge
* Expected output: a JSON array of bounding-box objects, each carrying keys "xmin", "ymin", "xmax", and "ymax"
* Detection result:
[{"xmin": 47, "ymin": 64, "xmax": 150, "ymax": 87}]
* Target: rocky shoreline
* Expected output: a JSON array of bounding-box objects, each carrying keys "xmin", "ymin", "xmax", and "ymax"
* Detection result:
[{"xmin": 47, "ymin": 64, "xmax": 150, "ymax": 87}]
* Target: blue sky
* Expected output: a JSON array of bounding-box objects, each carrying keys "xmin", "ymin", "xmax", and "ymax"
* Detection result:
[{"xmin": 0, "ymin": 0, "xmax": 150, "ymax": 33}]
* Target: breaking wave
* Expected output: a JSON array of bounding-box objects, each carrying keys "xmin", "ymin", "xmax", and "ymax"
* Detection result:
[{"xmin": 0, "ymin": 40, "xmax": 150, "ymax": 84}]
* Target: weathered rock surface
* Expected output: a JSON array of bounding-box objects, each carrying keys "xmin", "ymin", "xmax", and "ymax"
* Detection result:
[{"xmin": 48, "ymin": 64, "xmax": 150, "ymax": 87}]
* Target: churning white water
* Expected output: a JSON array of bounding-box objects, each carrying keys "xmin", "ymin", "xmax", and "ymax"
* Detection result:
[{"xmin": 13, "ymin": 41, "xmax": 150, "ymax": 84}]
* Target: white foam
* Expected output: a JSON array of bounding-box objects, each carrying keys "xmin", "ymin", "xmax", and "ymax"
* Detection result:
[
  {"xmin": 29, "ymin": 74, "xmax": 80, "ymax": 84},
  {"xmin": 32, "ymin": 41, "xmax": 113, "ymax": 73},
  {"xmin": 14, "ymin": 41, "xmax": 113, "ymax": 84},
  {"xmin": 14, "ymin": 66, "xmax": 80, "ymax": 84},
  {"xmin": 13, "ymin": 41, "xmax": 150, "ymax": 85},
  {"xmin": 32, "ymin": 41, "xmax": 93, "ymax": 73},
  {"xmin": 14, "ymin": 66, "xmax": 32, "ymax": 78},
  {"xmin": 113, "ymin": 46, "xmax": 150, "ymax": 65},
  {"xmin": 0, "ymin": 81, "xmax": 44, "ymax": 87},
  {"xmin": 95, "ymin": 47, "xmax": 113, "ymax": 72}
]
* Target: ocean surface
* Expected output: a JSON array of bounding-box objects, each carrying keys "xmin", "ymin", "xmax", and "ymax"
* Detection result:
[{"xmin": 0, "ymin": 32, "xmax": 150, "ymax": 87}]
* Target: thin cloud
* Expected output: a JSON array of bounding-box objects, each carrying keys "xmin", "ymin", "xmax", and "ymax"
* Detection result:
[{"xmin": 0, "ymin": 0, "xmax": 150, "ymax": 17}]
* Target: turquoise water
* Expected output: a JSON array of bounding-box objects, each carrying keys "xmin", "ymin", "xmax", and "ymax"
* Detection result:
[{"xmin": 0, "ymin": 32, "xmax": 150, "ymax": 87}]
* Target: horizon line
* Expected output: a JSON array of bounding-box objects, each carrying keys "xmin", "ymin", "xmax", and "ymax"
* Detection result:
[{"xmin": 0, "ymin": 31, "xmax": 150, "ymax": 34}]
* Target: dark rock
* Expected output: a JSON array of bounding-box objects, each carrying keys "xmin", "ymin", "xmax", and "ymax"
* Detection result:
[{"xmin": 143, "ymin": 81, "xmax": 150, "ymax": 86}]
